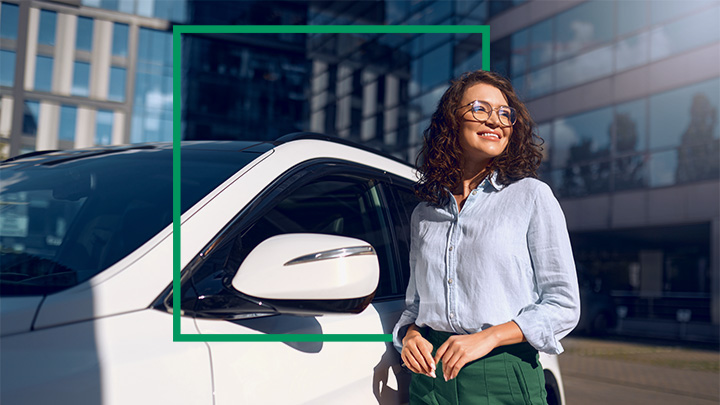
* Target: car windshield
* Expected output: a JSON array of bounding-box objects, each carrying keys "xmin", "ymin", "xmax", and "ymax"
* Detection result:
[{"xmin": 0, "ymin": 143, "xmax": 271, "ymax": 296}]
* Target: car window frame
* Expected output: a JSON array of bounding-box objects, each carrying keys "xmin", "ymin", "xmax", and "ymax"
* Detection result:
[{"xmin": 155, "ymin": 158, "xmax": 411, "ymax": 317}]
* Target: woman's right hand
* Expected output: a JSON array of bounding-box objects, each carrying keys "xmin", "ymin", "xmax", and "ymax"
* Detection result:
[{"xmin": 401, "ymin": 325, "xmax": 437, "ymax": 378}]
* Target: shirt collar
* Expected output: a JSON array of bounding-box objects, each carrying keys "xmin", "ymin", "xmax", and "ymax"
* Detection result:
[{"xmin": 482, "ymin": 171, "xmax": 505, "ymax": 191}]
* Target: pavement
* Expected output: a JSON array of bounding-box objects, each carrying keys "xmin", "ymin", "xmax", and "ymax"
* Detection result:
[{"xmin": 558, "ymin": 336, "xmax": 720, "ymax": 404}]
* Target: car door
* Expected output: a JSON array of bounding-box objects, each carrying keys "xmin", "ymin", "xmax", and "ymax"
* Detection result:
[{"xmin": 187, "ymin": 160, "xmax": 409, "ymax": 404}]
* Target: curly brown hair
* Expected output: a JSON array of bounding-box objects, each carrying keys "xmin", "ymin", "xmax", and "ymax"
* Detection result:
[{"xmin": 415, "ymin": 70, "xmax": 543, "ymax": 206}]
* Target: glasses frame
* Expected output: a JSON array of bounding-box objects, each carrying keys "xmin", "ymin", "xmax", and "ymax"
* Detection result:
[{"xmin": 457, "ymin": 100, "xmax": 517, "ymax": 127}]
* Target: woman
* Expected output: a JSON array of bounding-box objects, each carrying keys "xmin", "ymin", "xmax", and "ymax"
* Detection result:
[{"xmin": 393, "ymin": 70, "xmax": 580, "ymax": 404}]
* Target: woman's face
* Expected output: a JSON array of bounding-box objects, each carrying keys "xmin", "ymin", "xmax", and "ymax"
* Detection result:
[{"xmin": 456, "ymin": 82, "xmax": 513, "ymax": 165}]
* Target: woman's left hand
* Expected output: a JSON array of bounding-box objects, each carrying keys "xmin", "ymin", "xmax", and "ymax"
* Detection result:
[
  {"xmin": 433, "ymin": 331, "xmax": 498, "ymax": 381},
  {"xmin": 434, "ymin": 321, "xmax": 525, "ymax": 381}
]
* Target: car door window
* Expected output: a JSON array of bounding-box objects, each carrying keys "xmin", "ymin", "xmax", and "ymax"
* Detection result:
[{"xmin": 184, "ymin": 169, "xmax": 400, "ymax": 318}]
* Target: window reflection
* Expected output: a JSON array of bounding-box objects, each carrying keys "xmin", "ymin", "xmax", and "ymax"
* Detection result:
[
  {"xmin": 650, "ymin": 6, "xmax": 720, "ymax": 62},
  {"xmin": 76, "ymin": 17, "xmax": 94, "ymax": 52},
  {"xmin": 59, "ymin": 105, "xmax": 77, "ymax": 141},
  {"xmin": 555, "ymin": 45, "xmax": 612, "ymax": 91},
  {"xmin": 72, "ymin": 61, "xmax": 90, "ymax": 96},
  {"xmin": 614, "ymin": 99, "xmax": 646, "ymax": 153},
  {"xmin": 615, "ymin": 31, "xmax": 649, "ymax": 72},
  {"xmin": 38, "ymin": 10, "xmax": 57, "ymax": 46},
  {"xmin": 555, "ymin": 1, "xmax": 613, "ymax": 60},
  {"xmin": 511, "ymin": 29, "xmax": 529, "ymax": 77},
  {"xmin": 529, "ymin": 19, "xmax": 553, "ymax": 68},
  {"xmin": 648, "ymin": 150, "xmax": 677, "ymax": 188},
  {"xmin": 0, "ymin": 50, "xmax": 15, "ymax": 86},
  {"xmin": 35, "ymin": 56, "xmax": 53, "ymax": 92},
  {"xmin": 419, "ymin": 43, "xmax": 451, "ymax": 94},
  {"xmin": 526, "ymin": 65, "xmax": 552, "ymax": 99},
  {"xmin": 23, "ymin": 101, "xmax": 39, "ymax": 136},
  {"xmin": 0, "ymin": 3, "xmax": 19, "ymax": 39},
  {"xmin": 95, "ymin": 110, "xmax": 114, "ymax": 145},
  {"xmin": 650, "ymin": 79, "xmax": 720, "ymax": 150},
  {"xmin": 109, "ymin": 67, "xmax": 126, "ymax": 101},
  {"xmin": 557, "ymin": 161, "xmax": 611, "ymax": 197},
  {"xmin": 617, "ymin": 0, "xmax": 647, "ymax": 36},
  {"xmin": 615, "ymin": 155, "xmax": 646, "ymax": 191},
  {"xmin": 112, "ymin": 23, "xmax": 129, "ymax": 57},
  {"xmin": 552, "ymin": 107, "xmax": 612, "ymax": 167}
]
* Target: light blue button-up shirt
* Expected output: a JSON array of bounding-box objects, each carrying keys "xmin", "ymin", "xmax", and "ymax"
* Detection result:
[{"xmin": 393, "ymin": 174, "xmax": 580, "ymax": 355}]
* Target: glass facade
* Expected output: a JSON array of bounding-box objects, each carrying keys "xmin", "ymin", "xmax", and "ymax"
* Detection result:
[
  {"xmin": 132, "ymin": 28, "xmax": 173, "ymax": 143},
  {"xmin": 38, "ymin": 10, "xmax": 57, "ymax": 46},
  {"xmin": 34, "ymin": 55, "xmax": 53, "ymax": 92},
  {"xmin": 0, "ymin": 2, "xmax": 19, "ymax": 39},
  {"xmin": 72, "ymin": 61, "xmax": 90, "ymax": 97},
  {"xmin": 492, "ymin": 1, "xmax": 720, "ymax": 101},
  {"xmin": 58, "ymin": 105, "xmax": 77, "ymax": 141},
  {"xmin": 109, "ymin": 66, "xmax": 126, "ymax": 102},
  {"xmin": 112, "ymin": 23, "xmax": 129, "ymax": 57},
  {"xmin": 22, "ymin": 100, "xmax": 39, "ymax": 136},
  {"xmin": 0, "ymin": 49, "xmax": 14, "ymax": 86},
  {"xmin": 95, "ymin": 109, "xmax": 113, "ymax": 145},
  {"xmin": 76, "ymin": 17, "xmax": 94, "ymax": 52}
]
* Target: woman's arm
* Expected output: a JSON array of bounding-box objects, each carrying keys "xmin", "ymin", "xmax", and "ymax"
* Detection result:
[{"xmin": 434, "ymin": 321, "xmax": 525, "ymax": 381}]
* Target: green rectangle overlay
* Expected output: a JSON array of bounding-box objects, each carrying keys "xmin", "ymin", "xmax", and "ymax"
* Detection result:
[{"xmin": 173, "ymin": 24, "xmax": 490, "ymax": 342}]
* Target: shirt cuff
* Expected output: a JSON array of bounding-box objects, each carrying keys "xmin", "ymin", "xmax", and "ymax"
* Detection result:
[
  {"xmin": 392, "ymin": 312, "xmax": 417, "ymax": 353},
  {"xmin": 513, "ymin": 310, "xmax": 564, "ymax": 355}
]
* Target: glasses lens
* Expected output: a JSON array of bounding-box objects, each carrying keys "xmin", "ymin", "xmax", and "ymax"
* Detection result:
[
  {"xmin": 470, "ymin": 101, "xmax": 492, "ymax": 121},
  {"xmin": 498, "ymin": 106, "xmax": 517, "ymax": 126}
]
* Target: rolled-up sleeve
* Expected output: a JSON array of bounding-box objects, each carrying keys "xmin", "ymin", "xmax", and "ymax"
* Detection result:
[
  {"xmin": 392, "ymin": 205, "xmax": 421, "ymax": 353},
  {"xmin": 512, "ymin": 183, "xmax": 580, "ymax": 354}
]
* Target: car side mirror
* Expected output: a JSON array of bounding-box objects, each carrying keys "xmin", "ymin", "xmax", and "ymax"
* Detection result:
[{"xmin": 231, "ymin": 233, "xmax": 379, "ymax": 316}]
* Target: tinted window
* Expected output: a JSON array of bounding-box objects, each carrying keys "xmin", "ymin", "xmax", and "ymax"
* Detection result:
[
  {"xmin": 72, "ymin": 61, "xmax": 90, "ymax": 96},
  {"xmin": 76, "ymin": 17, "xmax": 94, "ymax": 52},
  {"xmin": 108, "ymin": 67, "xmax": 126, "ymax": 101},
  {"xmin": 38, "ymin": 10, "xmax": 57, "ymax": 46},
  {"xmin": 185, "ymin": 164, "xmax": 402, "ymax": 317},
  {"xmin": 59, "ymin": 105, "xmax": 77, "ymax": 141},
  {"xmin": 0, "ymin": 145, "xmax": 269, "ymax": 296},
  {"xmin": 0, "ymin": 3, "xmax": 19, "ymax": 39},
  {"xmin": 0, "ymin": 50, "xmax": 14, "ymax": 87},
  {"xmin": 35, "ymin": 56, "xmax": 53, "ymax": 92}
]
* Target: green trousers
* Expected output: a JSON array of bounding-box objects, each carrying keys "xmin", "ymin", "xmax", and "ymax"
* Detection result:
[{"xmin": 409, "ymin": 328, "xmax": 547, "ymax": 405}]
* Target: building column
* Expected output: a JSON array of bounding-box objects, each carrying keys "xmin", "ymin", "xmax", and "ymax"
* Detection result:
[
  {"xmin": 75, "ymin": 106, "xmax": 95, "ymax": 148},
  {"xmin": 90, "ymin": 20, "xmax": 112, "ymax": 100},
  {"xmin": 112, "ymin": 110, "xmax": 125, "ymax": 145},
  {"xmin": 23, "ymin": 7, "xmax": 39, "ymax": 91},
  {"xmin": 53, "ymin": 13, "xmax": 76, "ymax": 96}
]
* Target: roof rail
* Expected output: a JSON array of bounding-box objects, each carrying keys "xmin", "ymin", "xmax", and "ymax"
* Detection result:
[
  {"xmin": 274, "ymin": 132, "xmax": 413, "ymax": 167},
  {"xmin": 2, "ymin": 150, "xmax": 62, "ymax": 164}
]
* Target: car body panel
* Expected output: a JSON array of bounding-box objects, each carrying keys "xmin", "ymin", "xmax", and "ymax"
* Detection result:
[{"xmin": 1, "ymin": 310, "xmax": 212, "ymax": 405}]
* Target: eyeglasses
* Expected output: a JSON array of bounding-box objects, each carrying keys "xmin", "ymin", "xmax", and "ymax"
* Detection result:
[{"xmin": 458, "ymin": 100, "xmax": 517, "ymax": 127}]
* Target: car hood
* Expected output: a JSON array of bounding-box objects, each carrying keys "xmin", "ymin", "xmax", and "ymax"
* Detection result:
[{"xmin": 0, "ymin": 296, "xmax": 43, "ymax": 336}]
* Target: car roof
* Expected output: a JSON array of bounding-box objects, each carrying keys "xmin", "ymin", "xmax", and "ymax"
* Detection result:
[{"xmin": 1, "ymin": 133, "xmax": 411, "ymax": 169}]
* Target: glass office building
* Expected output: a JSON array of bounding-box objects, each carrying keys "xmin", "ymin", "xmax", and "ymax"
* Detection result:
[{"xmin": 0, "ymin": 0, "xmax": 718, "ymax": 339}]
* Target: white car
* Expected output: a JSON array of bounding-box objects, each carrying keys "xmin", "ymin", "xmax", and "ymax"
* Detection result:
[{"xmin": 0, "ymin": 134, "xmax": 566, "ymax": 404}]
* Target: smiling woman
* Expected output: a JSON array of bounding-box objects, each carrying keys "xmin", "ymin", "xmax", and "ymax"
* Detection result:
[{"xmin": 394, "ymin": 70, "xmax": 580, "ymax": 405}]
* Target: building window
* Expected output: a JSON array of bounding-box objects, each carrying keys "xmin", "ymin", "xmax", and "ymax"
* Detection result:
[
  {"xmin": 76, "ymin": 16, "xmax": 94, "ymax": 52},
  {"xmin": 0, "ymin": 50, "xmax": 15, "ymax": 86},
  {"xmin": 59, "ymin": 105, "xmax": 77, "ymax": 141},
  {"xmin": 35, "ymin": 56, "xmax": 53, "ymax": 92},
  {"xmin": 0, "ymin": 3, "xmax": 19, "ymax": 39},
  {"xmin": 96, "ymin": 109, "xmax": 113, "ymax": 145},
  {"xmin": 38, "ymin": 10, "xmax": 57, "ymax": 46},
  {"xmin": 23, "ymin": 101, "xmax": 40, "ymax": 136},
  {"xmin": 108, "ymin": 67, "xmax": 126, "ymax": 101},
  {"xmin": 112, "ymin": 23, "xmax": 129, "ymax": 57},
  {"xmin": 72, "ymin": 61, "xmax": 90, "ymax": 96}
]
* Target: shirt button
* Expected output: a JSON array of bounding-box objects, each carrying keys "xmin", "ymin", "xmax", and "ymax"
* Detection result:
[
  {"xmin": 448, "ymin": 278, "xmax": 453, "ymax": 284},
  {"xmin": 449, "ymin": 246, "xmax": 454, "ymax": 251},
  {"xmin": 449, "ymin": 312, "xmax": 455, "ymax": 319},
  {"xmin": 472, "ymin": 190, "xmax": 477, "ymax": 195}
]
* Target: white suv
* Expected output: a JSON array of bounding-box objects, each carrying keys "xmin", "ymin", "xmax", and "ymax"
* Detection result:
[{"xmin": 0, "ymin": 134, "xmax": 566, "ymax": 404}]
